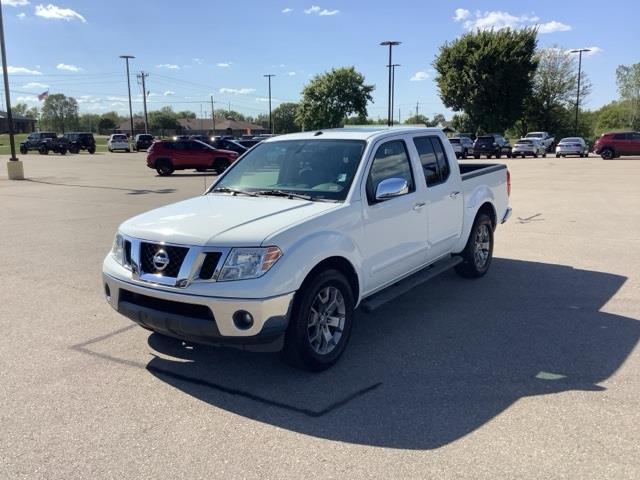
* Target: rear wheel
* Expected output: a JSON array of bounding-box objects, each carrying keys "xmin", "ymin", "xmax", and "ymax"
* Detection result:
[
  {"xmin": 88, "ymin": 147, "xmax": 96, "ymax": 154},
  {"xmin": 542, "ymin": 151, "xmax": 546, "ymax": 157},
  {"xmin": 69, "ymin": 145, "xmax": 79, "ymax": 154},
  {"xmin": 474, "ymin": 154, "xmax": 480, "ymax": 159},
  {"xmin": 455, "ymin": 213, "xmax": 493, "ymax": 278},
  {"xmin": 155, "ymin": 159, "xmax": 174, "ymax": 176},
  {"xmin": 282, "ymin": 269, "xmax": 354, "ymax": 371},
  {"xmin": 39, "ymin": 146, "xmax": 48, "ymax": 155},
  {"xmin": 601, "ymin": 148, "xmax": 614, "ymax": 160},
  {"xmin": 59, "ymin": 148, "xmax": 67, "ymax": 155},
  {"xmin": 533, "ymin": 153, "xmax": 538, "ymax": 158},
  {"xmin": 214, "ymin": 158, "xmax": 230, "ymax": 174},
  {"xmin": 556, "ymin": 153, "xmax": 560, "ymax": 158},
  {"xmin": 20, "ymin": 146, "xmax": 28, "ymax": 155}
]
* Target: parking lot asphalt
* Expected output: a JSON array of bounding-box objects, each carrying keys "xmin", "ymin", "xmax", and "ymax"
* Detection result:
[{"xmin": 1, "ymin": 152, "xmax": 639, "ymax": 479}]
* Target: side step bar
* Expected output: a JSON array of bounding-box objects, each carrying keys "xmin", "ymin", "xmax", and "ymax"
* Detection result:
[{"xmin": 360, "ymin": 256, "xmax": 463, "ymax": 313}]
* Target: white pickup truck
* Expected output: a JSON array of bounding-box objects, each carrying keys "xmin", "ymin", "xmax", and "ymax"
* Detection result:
[{"xmin": 103, "ymin": 127, "xmax": 511, "ymax": 371}]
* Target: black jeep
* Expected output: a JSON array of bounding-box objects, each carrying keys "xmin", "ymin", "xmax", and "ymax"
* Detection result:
[
  {"xmin": 20, "ymin": 132, "xmax": 68, "ymax": 155},
  {"xmin": 63, "ymin": 132, "xmax": 96, "ymax": 154}
]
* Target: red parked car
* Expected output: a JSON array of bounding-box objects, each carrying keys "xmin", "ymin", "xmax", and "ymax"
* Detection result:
[
  {"xmin": 593, "ymin": 132, "xmax": 640, "ymax": 160},
  {"xmin": 147, "ymin": 140, "xmax": 239, "ymax": 176}
]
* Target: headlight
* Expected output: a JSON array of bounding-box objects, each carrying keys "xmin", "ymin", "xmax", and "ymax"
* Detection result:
[
  {"xmin": 218, "ymin": 247, "xmax": 282, "ymax": 281},
  {"xmin": 111, "ymin": 232, "xmax": 125, "ymax": 264}
]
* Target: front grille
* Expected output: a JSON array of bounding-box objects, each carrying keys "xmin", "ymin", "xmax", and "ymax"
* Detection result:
[
  {"xmin": 140, "ymin": 242, "xmax": 189, "ymax": 277},
  {"xmin": 199, "ymin": 252, "xmax": 222, "ymax": 280},
  {"xmin": 119, "ymin": 289, "xmax": 214, "ymax": 321}
]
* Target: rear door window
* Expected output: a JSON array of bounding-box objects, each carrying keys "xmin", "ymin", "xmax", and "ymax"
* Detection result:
[{"xmin": 413, "ymin": 136, "xmax": 450, "ymax": 187}]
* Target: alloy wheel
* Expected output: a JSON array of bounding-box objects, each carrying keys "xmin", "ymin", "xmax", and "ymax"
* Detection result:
[{"xmin": 307, "ymin": 286, "xmax": 346, "ymax": 355}]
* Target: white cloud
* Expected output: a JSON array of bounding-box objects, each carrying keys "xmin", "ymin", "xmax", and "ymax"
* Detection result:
[
  {"xmin": 256, "ymin": 97, "xmax": 282, "ymax": 103},
  {"xmin": 76, "ymin": 95, "xmax": 101, "ymax": 104},
  {"xmin": 17, "ymin": 95, "xmax": 38, "ymax": 102},
  {"xmin": 219, "ymin": 87, "xmax": 256, "ymax": 95},
  {"xmin": 537, "ymin": 20, "xmax": 572, "ymax": 34},
  {"xmin": 456, "ymin": 9, "xmax": 571, "ymax": 34},
  {"xmin": 35, "ymin": 4, "xmax": 86, "ymax": 23},
  {"xmin": 304, "ymin": 5, "xmax": 339, "ymax": 16},
  {"xmin": 583, "ymin": 46, "xmax": 603, "ymax": 56},
  {"xmin": 410, "ymin": 71, "xmax": 429, "ymax": 82},
  {"xmin": 163, "ymin": 90, "xmax": 175, "ymax": 96},
  {"xmin": 217, "ymin": 62, "xmax": 231, "ymax": 67},
  {"xmin": 56, "ymin": 63, "xmax": 82, "ymax": 72},
  {"xmin": 4, "ymin": 0, "xmax": 30, "ymax": 6},
  {"xmin": 17, "ymin": 12, "xmax": 27, "ymax": 19},
  {"xmin": 453, "ymin": 8, "xmax": 470, "ymax": 22},
  {"xmin": 8, "ymin": 66, "xmax": 42, "ymax": 75},
  {"xmin": 193, "ymin": 58, "xmax": 203, "ymax": 64},
  {"xmin": 156, "ymin": 63, "xmax": 180, "ymax": 69},
  {"xmin": 287, "ymin": 71, "xmax": 296, "ymax": 76},
  {"xmin": 282, "ymin": 7, "xmax": 293, "ymax": 13},
  {"xmin": 107, "ymin": 96, "xmax": 128, "ymax": 102},
  {"xmin": 23, "ymin": 82, "xmax": 49, "ymax": 89}
]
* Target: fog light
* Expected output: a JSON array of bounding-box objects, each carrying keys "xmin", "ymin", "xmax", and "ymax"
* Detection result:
[
  {"xmin": 233, "ymin": 310, "xmax": 254, "ymax": 330},
  {"xmin": 104, "ymin": 284, "xmax": 111, "ymax": 302}
]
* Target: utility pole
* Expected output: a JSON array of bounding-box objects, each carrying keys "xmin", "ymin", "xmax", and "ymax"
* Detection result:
[
  {"xmin": 200, "ymin": 103, "xmax": 203, "ymax": 132},
  {"xmin": 1, "ymin": 1, "xmax": 22, "ymax": 179},
  {"xmin": 399, "ymin": 108, "xmax": 401, "ymax": 124},
  {"xmin": 416, "ymin": 101, "xmax": 419, "ymax": 119},
  {"xmin": 380, "ymin": 41, "xmax": 401, "ymax": 126},
  {"xmin": 137, "ymin": 71, "xmax": 149, "ymax": 134},
  {"xmin": 119, "ymin": 55, "xmax": 135, "ymax": 140},
  {"xmin": 570, "ymin": 48, "xmax": 590, "ymax": 136},
  {"xmin": 264, "ymin": 74, "xmax": 275, "ymax": 134},
  {"xmin": 210, "ymin": 95, "xmax": 215, "ymax": 135},
  {"xmin": 391, "ymin": 63, "xmax": 400, "ymax": 125}
]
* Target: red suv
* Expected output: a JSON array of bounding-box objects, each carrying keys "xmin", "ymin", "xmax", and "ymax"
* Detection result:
[
  {"xmin": 147, "ymin": 140, "xmax": 239, "ymax": 176},
  {"xmin": 593, "ymin": 132, "xmax": 640, "ymax": 159}
]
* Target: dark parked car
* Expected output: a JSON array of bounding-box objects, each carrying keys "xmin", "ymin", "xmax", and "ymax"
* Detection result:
[
  {"xmin": 449, "ymin": 136, "xmax": 475, "ymax": 159},
  {"xmin": 133, "ymin": 134, "xmax": 154, "ymax": 151},
  {"xmin": 237, "ymin": 138, "xmax": 262, "ymax": 149},
  {"xmin": 473, "ymin": 134, "xmax": 512, "ymax": 159},
  {"xmin": 63, "ymin": 132, "xmax": 96, "ymax": 154},
  {"xmin": 20, "ymin": 132, "xmax": 68, "ymax": 155},
  {"xmin": 188, "ymin": 134, "xmax": 210, "ymax": 143},
  {"xmin": 211, "ymin": 137, "xmax": 248, "ymax": 155},
  {"xmin": 146, "ymin": 140, "xmax": 239, "ymax": 176},
  {"xmin": 593, "ymin": 132, "xmax": 640, "ymax": 159}
]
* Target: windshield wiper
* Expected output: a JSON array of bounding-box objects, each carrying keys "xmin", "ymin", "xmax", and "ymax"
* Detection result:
[
  {"xmin": 255, "ymin": 189, "xmax": 315, "ymax": 201},
  {"xmin": 210, "ymin": 187, "xmax": 258, "ymax": 197}
]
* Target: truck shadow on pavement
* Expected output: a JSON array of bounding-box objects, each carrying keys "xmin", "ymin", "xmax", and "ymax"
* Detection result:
[{"xmin": 144, "ymin": 258, "xmax": 639, "ymax": 450}]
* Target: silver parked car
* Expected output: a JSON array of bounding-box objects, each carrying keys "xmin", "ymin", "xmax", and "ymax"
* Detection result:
[
  {"xmin": 511, "ymin": 138, "xmax": 547, "ymax": 158},
  {"xmin": 448, "ymin": 136, "xmax": 475, "ymax": 159},
  {"xmin": 555, "ymin": 137, "xmax": 589, "ymax": 158}
]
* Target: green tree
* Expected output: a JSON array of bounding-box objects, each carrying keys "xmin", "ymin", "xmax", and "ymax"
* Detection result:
[
  {"xmin": 40, "ymin": 93, "xmax": 79, "ymax": 132},
  {"xmin": 272, "ymin": 102, "xmax": 300, "ymax": 133},
  {"xmin": 404, "ymin": 114, "xmax": 429, "ymax": 125},
  {"xmin": 450, "ymin": 113, "xmax": 476, "ymax": 134},
  {"xmin": 149, "ymin": 106, "xmax": 180, "ymax": 131},
  {"xmin": 433, "ymin": 28, "xmax": 538, "ymax": 133},
  {"xmin": 13, "ymin": 103, "xmax": 28, "ymax": 116},
  {"xmin": 177, "ymin": 110, "xmax": 196, "ymax": 120},
  {"xmin": 214, "ymin": 109, "xmax": 246, "ymax": 122},
  {"xmin": 616, "ymin": 63, "xmax": 640, "ymax": 130},
  {"xmin": 297, "ymin": 67, "xmax": 375, "ymax": 130},
  {"xmin": 594, "ymin": 101, "xmax": 633, "ymax": 135},
  {"xmin": 78, "ymin": 113, "xmax": 100, "ymax": 132}
]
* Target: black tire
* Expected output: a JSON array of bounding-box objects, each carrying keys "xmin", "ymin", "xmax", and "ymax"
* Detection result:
[
  {"xmin": 462, "ymin": 149, "xmax": 468, "ymax": 159},
  {"xmin": 195, "ymin": 167, "xmax": 206, "ymax": 172},
  {"xmin": 155, "ymin": 159, "xmax": 174, "ymax": 176},
  {"xmin": 556, "ymin": 154, "xmax": 560, "ymax": 158},
  {"xmin": 533, "ymin": 153, "xmax": 538, "ymax": 158},
  {"xmin": 59, "ymin": 148, "xmax": 67, "ymax": 155},
  {"xmin": 20, "ymin": 146, "xmax": 28, "ymax": 155},
  {"xmin": 39, "ymin": 146, "xmax": 48, "ymax": 155},
  {"xmin": 282, "ymin": 269, "xmax": 354, "ymax": 371},
  {"xmin": 487, "ymin": 154, "xmax": 492, "ymax": 159},
  {"xmin": 474, "ymin": 154, "xmax": 480, "ymax": 159},
  {"xmin": 601, "ymin": 148, "xmax": 614, "ymax": 160},
  {"xmin": 126, "ymin": 148, "xmax": 131, "ymax": 153},
  {"xmin": 88, "ymin": 147, "xmax": 96, "ymax": 154},
  {"xmin": 214, "ymin": 158, "xmax": 230, "ymax": 174},
  {"xmin": 496, "ymin": 152, "xmax": 502, "ymax": 159},
  {"xmin": 455, "ymin": 213, "xmax": 494, "ymax": 279},
  {"xmin": 69, "ymin": 146, "xmax": 79, "ymax": 154},
  {"xmin": 542, "ymin": 152, "xmax": 547, "ymax": 158}
]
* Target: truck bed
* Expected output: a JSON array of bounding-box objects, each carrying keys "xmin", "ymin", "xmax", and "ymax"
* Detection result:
[{"xmin": 459, "ymin": 162, "xmax": 507, "ymax": 180}]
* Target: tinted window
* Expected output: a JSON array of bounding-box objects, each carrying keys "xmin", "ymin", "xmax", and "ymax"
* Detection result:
[
  {"xmin": 475, "ymin": 136, "xmax": 494, "ymax": 144},
  {"xmin": 449, "ymin": 138, "xmax": 460, "ymax": 144},
  {"xmin": 613, "ymin": 133, "xmax": 628, "ymax": 140},
  {"xmin": 631, "ymin": 133, "xmax": 640, "ymax": 141},
  {"xmin": 414, "ymin": 136, "xmax": 450, "ymax": 186},
  {"xmin": 367, "ymin": 140, "xmax": 414, "ymax": 202}
]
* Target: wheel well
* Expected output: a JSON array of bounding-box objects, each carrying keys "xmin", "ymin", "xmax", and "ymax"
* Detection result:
[
  {"xmin": 301, "ymin": 256, "xmax": 360, "ymax": 303},
  {"xmin": 478, "ymin": 202, "xmax": 497, "ymax": 229}
]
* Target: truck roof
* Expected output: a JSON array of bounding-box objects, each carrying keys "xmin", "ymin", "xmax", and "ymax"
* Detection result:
[{"xmin": 263, "ymin": 126, "xmax": 445, "ymax": 142}]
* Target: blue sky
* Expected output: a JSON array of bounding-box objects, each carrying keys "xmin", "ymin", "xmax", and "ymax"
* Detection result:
[{"xmin": 3, "ymin": 0, "xmax": 638, "ymax": 120}]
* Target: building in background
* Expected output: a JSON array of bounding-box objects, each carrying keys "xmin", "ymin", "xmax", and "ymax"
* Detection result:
[{"xmin": 0, "ymin": 111, "xmax": 37, "ymax": 133}]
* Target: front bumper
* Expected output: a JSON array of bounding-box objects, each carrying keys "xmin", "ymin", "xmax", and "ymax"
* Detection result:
[
  {"xmin": 556, "ymin": 147, "xmax": 583, "ymax": 154},
  {"xmin": 103, "ymin": 272, "xmax": 294, "ymax": 351}
]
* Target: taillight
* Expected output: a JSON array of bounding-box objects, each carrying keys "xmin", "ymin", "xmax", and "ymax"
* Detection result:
[{"xmin": 507, "ymin": 170, "xmax": 511, "ymax": 197}]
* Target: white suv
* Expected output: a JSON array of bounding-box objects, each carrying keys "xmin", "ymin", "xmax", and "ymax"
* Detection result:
[{"xmin": 108, "ymin": 134, "xmax": 130, "ymax": 152}]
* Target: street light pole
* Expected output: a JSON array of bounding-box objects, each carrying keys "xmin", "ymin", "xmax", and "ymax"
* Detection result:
[
  {"xmin": 1, "ymin": 1, "xmax": 23, "ymax": 179},
  {"xmin": 119, "ymin": 55, "xmax": 135, "ymax": 140},
  {"xmin": 570, "ymin": 48, "xmax": 590, "ymax": 136},
  {"xmin": 380, "ymin": 41, "xmax": 401, "ymax": 126},
  {"xmin": 137, "ymin": 71, "xmax": 149, "ymax": 134},
  {"xmin": 391, "ymin": 63, "xmax": 400, "ymax": 125},
  {"xmin": 264, "ymin": 74, "xmax": 275, "ymax": 134}
]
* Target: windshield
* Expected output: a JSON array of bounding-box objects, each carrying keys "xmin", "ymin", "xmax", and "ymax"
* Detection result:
[
  {"xmin": 211, "ymin": 139, "xmax": 366, "ymax": 201},
  {"xmin": 475, "ymin": 136, "xmax": 494, "ymax": 143},
  {"xmin": 112, "ymin": 135, "xmax": 127, "ymax": 141}
]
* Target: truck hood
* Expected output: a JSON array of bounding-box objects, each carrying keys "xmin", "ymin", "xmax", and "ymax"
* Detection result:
[{"xmin": 120, "ymin": 194, "xmax": 339, "ymax": 246}]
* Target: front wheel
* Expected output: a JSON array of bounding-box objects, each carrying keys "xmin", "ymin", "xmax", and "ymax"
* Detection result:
[
  {"xmin": 155, "ymin": 159, "xmax": 174, "ymax": 176},
  {"xmin": 455, "ymin": 213, "xmax": 493, "ymax": 278},
  {"xmin": 283, "ymin": 269, "xmax": 354, "ymax": 371},
  {"xmin": 213, "ymin": 158, "xmax": 230, "ymax": 174},
  {"xmin": 474, "ymin": 154, "xmax": 480, "ymax": 159},
  {"xmin": 20, "ymin": 146, "xmax": 28, "ymax": 155},
  {"xmin": 88, "ymin": 147, "xmax": 96, "ymax": 154},
  {"xmin": 39, "ymin": 146, "xmax": 48, "ymax": 155},
  {"xmin": 601, "ymin": 148, "xmax": 614, "ymax": 160}
]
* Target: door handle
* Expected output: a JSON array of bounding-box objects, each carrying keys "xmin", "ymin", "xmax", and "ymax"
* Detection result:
[
  {"xmin": 449, "ymin": 191, "xmax": 461, "ymax": 198},
  {"xmin": 413, "ymin": 202, "xmax": 426, "ymax": 210}
]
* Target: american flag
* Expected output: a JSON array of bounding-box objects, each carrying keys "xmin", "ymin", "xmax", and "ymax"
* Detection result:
[{"xmin": 37, "ymin": 90, "xmax": 49, "ymax": 101}]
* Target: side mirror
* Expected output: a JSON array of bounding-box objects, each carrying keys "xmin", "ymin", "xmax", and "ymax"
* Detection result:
[{"xmin": 375, "ymin": 177, "xmax": 409, "ymax": 201}]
